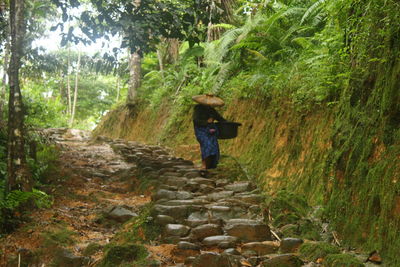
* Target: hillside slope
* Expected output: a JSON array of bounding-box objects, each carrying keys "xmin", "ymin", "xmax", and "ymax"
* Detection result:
[{"xmin": 94, "ymin": 0, "xmax": 400, "ymax": 263}]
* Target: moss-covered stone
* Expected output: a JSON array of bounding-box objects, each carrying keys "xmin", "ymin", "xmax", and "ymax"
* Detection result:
[
  {"xmin": 299, "ymin": 242, "xmax": 340, "ymax": 261},
  {"xmin": 99, "ymin": 243, "xmax": 148, "ymax": 267},
  {"xmin": 324, "ymin": 254, "xmax": 365, "ymax": 267}
]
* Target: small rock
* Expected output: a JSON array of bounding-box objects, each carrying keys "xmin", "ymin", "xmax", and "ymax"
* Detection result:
[
  {"xmin": 242, "ymin": 241, "xmax": 279, "ymax": 255},
  {"xmin": 165, "ymin": 177, "xmax": 189, "ymax": 187},
  {"xmin": 242, "ymin": 249, "xmax": 258, "ymax": 258},
  {"xmin": 153, "ymin": 189, "xmax": 176, "ymax": 201},
  {"xmin": 222, "ymin": 248, "xmax": 241, "ymax": 255},
  {"xmin": 155, "ymin": 215, "xmax": 175, "ymax": 225},
  {"xmin": 218, "ymin": 241, "xmax": 237, "ymax": 249},
  {"xmin": 106, "ymin": 206, "xmax": 138, "ymax": 223},
  {"xmin": 280, "ymin": 238, "xmax": 304, "ymax": 253},
  {"xmin": 207, "ymin": 191, "xmax": 234, "ymax": 201},
  {"xmin": 225, "ymin": 219, "xmax": 271, "ymax": 242},
  {"xmin": 177, "ymin": 241, "xmax": 200, "ymax": 250},
  {"xmin": 153, "ymin": 205, "xmax": 191, "ymax": 220},
  {"xmin": 175, "ymin": 191, "xmax": 193, "ymax": 200},
  {"xmin": 190, "ymin": 224, "xmax": 223, "ymax": 241},
  {"xmin": 165, "ymin": 224, "xmax": 191, "ymax": 237},
  {"xmin": 202, "ymin": 235, "xmax": 238, "ymax": 247},
  {"xmin": 224, "ymin": 182, "xmax": 254, "ymax": 193}
]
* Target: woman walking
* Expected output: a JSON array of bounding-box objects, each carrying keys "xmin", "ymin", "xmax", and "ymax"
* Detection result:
[{"xmin": 192, "ymin": 94, "xmax": 226, "ymax": 175}]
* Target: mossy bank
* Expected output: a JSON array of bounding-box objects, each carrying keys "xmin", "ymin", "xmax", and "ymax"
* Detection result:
[{"xmin": 94, "ymin": 0, "xmax": 400, "ymax": 264}]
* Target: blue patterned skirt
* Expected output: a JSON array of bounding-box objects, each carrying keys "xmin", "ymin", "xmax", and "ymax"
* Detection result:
[{"xmin": 194, "ymin": 125, "xmax": 220, "ymax": 168}]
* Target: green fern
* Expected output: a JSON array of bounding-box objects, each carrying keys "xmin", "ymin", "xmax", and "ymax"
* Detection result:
[
  {"xmin": 0, "ymin": 186, "xmax": 52, "ymax": 210},
  {"xmin": 301, "ymin": 0, "xmax": 329, "ymax": 25}
]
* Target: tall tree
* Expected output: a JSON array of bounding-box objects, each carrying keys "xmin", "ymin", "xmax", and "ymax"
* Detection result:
[
  {"xmin": 66, "ymin": 46, "xmax": 71, "ymax": 115},
  {"xmin": 7, "ymin": 0, "xmax": 31, "ymax": 192},
  {"xmin": 0, "ymin": 37, "xmax": 9, "ymax": 126},
  {"xmin": 69, "ymin": 50, "xmax": 80, "ymax": 127}
]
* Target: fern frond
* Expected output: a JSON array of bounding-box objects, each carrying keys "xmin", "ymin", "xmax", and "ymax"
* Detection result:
[
  {"xmin": 246, "ymin": 49, "xmax": 267, "ymax": 61},
  {"xmin": 301, "ymin": 0, "xmax": 329, "ymax": 25}
]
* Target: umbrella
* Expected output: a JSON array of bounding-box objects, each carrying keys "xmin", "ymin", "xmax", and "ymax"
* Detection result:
[{"xmin": 192, "ymin": 94, "xmax": 224, "ymax": 107}]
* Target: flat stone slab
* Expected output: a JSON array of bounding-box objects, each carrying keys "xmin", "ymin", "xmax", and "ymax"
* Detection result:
[
  {"xmin": 207, "ymin": 191, "xmax": 234, "ymax": 201},
  {"xmin": 190, "ymin": 224, "xmax": 223, "ymax": 241},
  {"xmin": 165, "ymin": 224, "xmax": 191, "ymax": 237},
  {"xmin": 202, "ymin": 235, "xmax": 238, "ymax": 246},
  {"xmin": 164, "ymin": 177, "xmax": 189, "ymax": 187},
  {"xmin": 177, "ymin": 241, "xmax": 200, "ymax": 250},
  {"xmin": 224, "ymin": 182, "xmax": 255, "ymax": 193},
  {"xmin": 280, "ymin": 238, "xmax": 304, "ymax": 253},
  {"xmin": 105, "ymin": 206, "xmax": 138, "ymax": 223},
  {"xmin": 153, "ymin": 189, "xmax": 177, "ymax": 201},
  {"xmin": 225, "ymin": 220, "xmax": 271, "ymax": 242},
  {"xmin": 155, "ymin": 215, "xmax": 175, "ymax": 225},
  {"xmin": 242, "ymin": 241, "xmax": 280, "ymax": 255},
  {"xmin": 153, "ymin": 205, "xmax": 191, "ymax": 220}
]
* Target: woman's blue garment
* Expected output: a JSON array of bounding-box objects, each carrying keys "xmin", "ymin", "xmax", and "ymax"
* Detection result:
[{"xmin": 194, "ymin": 124, "xmax": 220, "ymax": 169}]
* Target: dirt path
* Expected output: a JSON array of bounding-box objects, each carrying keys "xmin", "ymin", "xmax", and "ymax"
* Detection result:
[{"xmin": 1, "ymin": 129, "xmax": 151, "ymax": 266}]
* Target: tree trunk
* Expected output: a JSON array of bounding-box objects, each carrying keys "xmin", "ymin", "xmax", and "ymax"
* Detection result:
[
  {"xmin": 7, "ymin": 0, "xmax": 32, "ymax": 192},
  {"xmin": 0, "ymin": 37, "xmax": 10, "ymax": 126},
  {"xmin": 156, "ymin": 49, "xmax": 164, "ymax": 75},
  {"xmin": 69, "ymin": 51, "xmax": 80, "ymax": 127},
  {"xmin": 116, "ymin": 76, "xmax": 120, "ymax": 102},
  {"xmin": 66, "ymin": 47, "xmax": 71, "ymax": 115},
  {"xmin": 167, "ymin": 38, "xmax": 179, "ymax": 63},
  {"xmin": 127, "ymin": 51, "xmax": 141, "ymax": 106}
]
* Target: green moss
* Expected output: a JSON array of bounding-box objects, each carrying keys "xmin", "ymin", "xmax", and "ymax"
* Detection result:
[
  {"xmin": 42, "ymin": 226, "xmax": 77, "ymax": 248},
  {"xmin": 113, "ymin": 204, "xmax": 161, "ymax": 244},
  {"xmin": 273, "ymin": 213, "xmax": 301, "ymax": 228},
  {"xmin": 99, "ymin": 244, "xmax": 148, "ymax": 267},
  {"xmin": 324, "ymin": 254, "xmax": 365, "ymax": 267},
  {"xmin": 268, "ymin": 190, "xmax": 310, "ymax": 218},
  {"xmin": 82, "ymin": 243, "xmax": 103, "ymax": 256},
  {"xmin": 299, "ymin": 242, "xmax": 340, "ymax": 261},
  {"xmin": 297, "ymin": 219, "xmax": 321, "ymax": 241}
]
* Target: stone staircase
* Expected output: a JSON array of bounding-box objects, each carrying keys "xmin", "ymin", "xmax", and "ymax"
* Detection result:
[{"xmin": 106, "ymin": 138, "xmax": 305, "ymax": 267}]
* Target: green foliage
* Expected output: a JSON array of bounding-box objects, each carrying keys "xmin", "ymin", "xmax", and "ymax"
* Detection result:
[
  {"xmin": 82, "ymin": 243, "xmax": 103, "ymax": 257},
  {"xmin": 42, "ymin": 226, "xmax": 77, "ymax": 248},
  {"xmin": 115, "ymin": 203, "xmax": 161, "ymax": 244},
  {"xmin": 100, "ymin": 243, "xmax": 148, "ymax": 267},
  {"xmin": 0, "ymin": 187, "xmax": 52, "ymax": 210},
  {"xmin": 324, "ymin": 254, "xmax": 365, "ymax": 267},
  {"xmin": 299, "ymin": 242, "xmax": 340, "ymax": 261}
]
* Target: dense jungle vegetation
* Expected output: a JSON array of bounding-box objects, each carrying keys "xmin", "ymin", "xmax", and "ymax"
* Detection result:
[{"xmin": 1, "ymin": 0, "xmax": 400, "ymax": 265}]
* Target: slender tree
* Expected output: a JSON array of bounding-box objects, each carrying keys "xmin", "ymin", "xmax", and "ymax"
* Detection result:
[
  {"xmin": 127, "ymin": 51, "xmax": 140, "ymax": 106},
  {"xmin": 66, "ymin": 46, "xmax": 71, "ymax": 115},
  {"xmin": 0, "ymin": 37, "xmax": 9, "ymax": 125},
  {"xmin": 7, "ymin": 0, "xmax": 31, "ymax": 192},
  {"xmin": 69, "ymin": 50, "xmax": 80, "ymax": 127}
]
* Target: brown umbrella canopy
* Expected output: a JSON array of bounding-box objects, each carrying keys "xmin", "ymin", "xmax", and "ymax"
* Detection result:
[{"xmin": 192, "ymin": 94, "xmax": 224, "ymax": 107}]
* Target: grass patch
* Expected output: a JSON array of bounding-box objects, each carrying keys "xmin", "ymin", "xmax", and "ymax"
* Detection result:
[
  {"xmin": 324, "ymin": 254, "xmax": 365, "ymax": 267},
  {"xmin": 299, "ymin": 241, "xmax": 341, "ymax": 261},
  {"xmin": 42, "ymin": 225, "xmax": 77, "ymax": 248},
  {"xmin": 99, "ymin": 243, "xmax": 148, "ymax": 267}
]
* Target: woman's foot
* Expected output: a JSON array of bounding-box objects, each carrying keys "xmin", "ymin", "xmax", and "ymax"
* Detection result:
[{"xmin": 199, "ymin": 169, "xmax": 209, "ymax": 177}]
